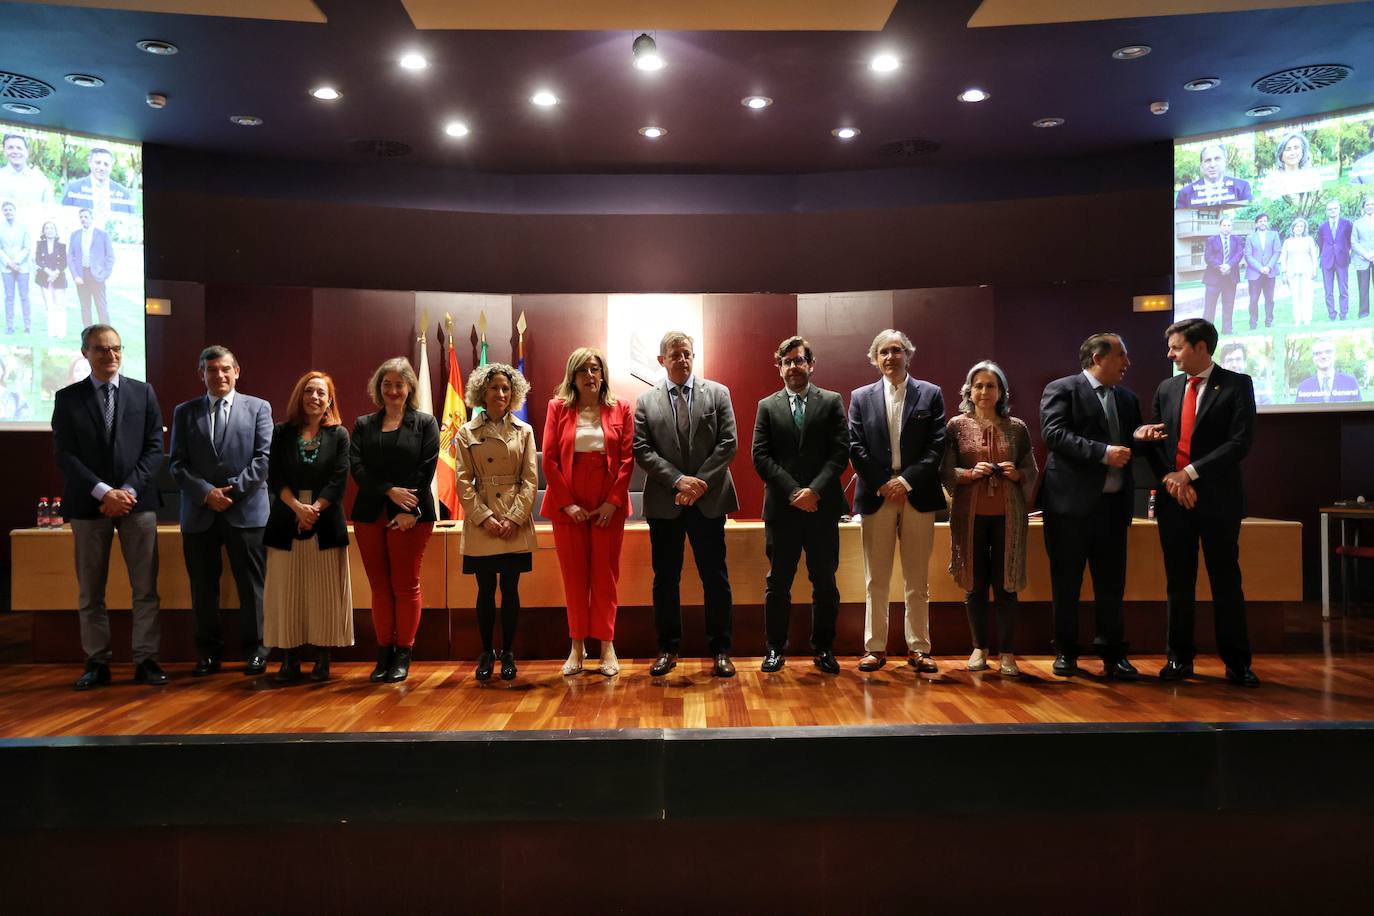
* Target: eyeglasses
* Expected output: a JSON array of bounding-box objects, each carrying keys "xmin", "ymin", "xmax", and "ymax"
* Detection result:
[
  {"xmin": 88, "ymin": 345, "xmax": 122, "ymax": 356},
  {"xmin": 779, "ymin": 357, "xmax": 812, "ymax": 368}
]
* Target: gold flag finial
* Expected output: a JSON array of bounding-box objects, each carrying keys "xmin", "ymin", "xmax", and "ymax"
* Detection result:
[
  {"xmin": 516, "ymin": 310, "xmax": 527, "ymax": 338},
  {"xmin": 419, "ymin": 308, "xmax": 428, "ymax": 342},
  {"xmin": 478, "ymin": 310, "xmax": 488, "ymax": 340}
]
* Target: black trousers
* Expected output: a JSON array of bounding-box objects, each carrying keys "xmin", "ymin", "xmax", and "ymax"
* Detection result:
[
  {"xmin": 183, "ymin": 516, "xmax": 266, "ymax": 658},
  {"xmin": 965, "ymin": 514, "xmax": 1017, "ymax": 653},
  {"xmin": 763, "ymin": 511, "xmax": 840, "ymax": 652},
  {"xmin": 1043, "ymin": 495, "xmax": 1129, "ymax": 661},
  {"xmin": 1203, "ymin": 279, "xmax": 1238, "ymax": 333},
  {"xmin": 1248, "ymin": 275, "xmax": 1276, "ymax": 327},
  {"xmin": 648, "ymin": 507, "xmax": 732, "ymax": 654},
  {"xmin": 1155, "ymin": 498, "xmax": 1251, "ymax": 670}
]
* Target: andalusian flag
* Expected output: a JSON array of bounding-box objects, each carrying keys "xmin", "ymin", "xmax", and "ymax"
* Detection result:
[
  {"xmin": 513, "ymin": 310, "xmax": 528, "ymax": 422},
  {"xmin": 436, "ymin": 313, "xmax": 467, "ymax": 520}
]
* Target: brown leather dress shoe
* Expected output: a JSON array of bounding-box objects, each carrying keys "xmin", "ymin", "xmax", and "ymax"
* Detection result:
[
  {"xmin": 713, "ymin": 654, "xmax": 736, "ymax": 678},
  {"xmin": 908, "ymin": 652, "xmax": 938, "ymax": 673},
  {"xmin": 857, "ymin": 652, "xmax": 886, "ymax": 671}
]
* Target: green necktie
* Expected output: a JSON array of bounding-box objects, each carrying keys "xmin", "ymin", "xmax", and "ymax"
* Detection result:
[{"xmin": 791, "ymin": 393, "xmax": 804, "ymax": 429}]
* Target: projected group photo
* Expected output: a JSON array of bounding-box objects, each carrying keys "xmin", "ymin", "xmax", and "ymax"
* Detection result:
[
  {"xmin": 1173, "ymin": 105, "xmax": 1374, "ymax": 411},
  {"xmin": 0, "ymin": 121, "xmax": 144, "ymax": 429}
]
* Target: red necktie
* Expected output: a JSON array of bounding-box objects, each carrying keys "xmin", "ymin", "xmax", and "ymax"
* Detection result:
[{"xmin": 1175, "ymin": 376, "xmax": 1203, "ymax": 471}]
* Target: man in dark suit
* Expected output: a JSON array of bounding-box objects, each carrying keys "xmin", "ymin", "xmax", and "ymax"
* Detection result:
[
  {"xmin": 1294, "ymin": 336, "xmax": 1360, "ymax": 403},
  {"xmin": 634, "ymin": 330, "xmax": 740, "ymax": 678},
  {"xmin": 1243, "ymin": 213, "xmax": 1281, "ymax": 329},
  {"xmin": 169, "ymin": 345, "xmax": 274, "ymax": 677},
  {"xmin": 1203, "ymin": 218, "xmax": 1245, "ymax": 334},
  {"xmin": 1174, "ymin": 143, "xmax": 1252, "ymax": 209},
  {"xmin": 68, "ymin": 208, "xmax": 115, "ymax": 327},
  {"xmin": 751, "ymin": 335, "xmax": 850, "ymax": 674},
  {"xmin": 52, "ymin": 324, "xmax": 165, "ymax": 689},
  {"xmin": 1135, "ymin": 318, "xmax": 1259, "ymax": 687},
  {"xmin": 1038, "ymin": 333, "xmax": 1141, "ymax": 679},
  {"xmin": 1317, "ymin": 199, "xmax": 1353, "ymax": 320},
  {"xmin": 848, "ymin": 329, "xmax": 945, "ymax": 673}
]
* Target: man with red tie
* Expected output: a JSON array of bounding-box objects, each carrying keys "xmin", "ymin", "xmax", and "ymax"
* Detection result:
[{"xmin": 1135, "ymin": 318, "xmax": 1258, "ymax": 687}]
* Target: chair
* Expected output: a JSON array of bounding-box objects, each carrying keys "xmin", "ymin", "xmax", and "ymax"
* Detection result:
[{"xmin": 1335, "ymin": 543, "xmax": 1374, "ymax": 617}]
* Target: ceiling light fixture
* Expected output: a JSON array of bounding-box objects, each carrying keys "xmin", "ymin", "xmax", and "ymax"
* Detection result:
[
  {"xmin": 870, "ymin": 53, "xmax": 900, "ymax": 73},
  {"xmin": 399, "ymin": 52, "xmax": 428, "ymax": 71},
  {"xmin": 310, "ymin": 85, "xmax": 342, "ymax": 101},
  {"xmin": 531, "ymin": 90, "xmax": 558, "ymax": 107},
  {"xmin": 957, "ymin": 88, "xmax": 990, "ymax": 103},
  {"xmin": 639, "ymin": 126, "xmax": 666, "ymax": 138},
  {"xmin": 64, "ymin": 74, "xmax": 104, "ymax": 88},
  {"xmin": 832, "ymin": 127, "xmax": 860, "ymax": 140},
  {"xmin": 741, "ymin": 95, "xmax": 772, "ymax": 110},
  {"xmin": 1246, "ymin": 104, "xmax": 1281, "ymax": 117},
  {"xmin": 445, "ymin": 121, "xmax": 470, "ymax": 137},
  {"xmin": 3, "ymin": 103, "xmax": 40, "ymax": 115},
  {"xmin": 632, "ymin": 33, "xmax": 664, "ymax": 72},
  {"xmin": 1111, "ymin": 45, "xmax": 1151, "ymax": 60},
  {"xmin": 1032, "ymin": 117, "xmax": 1065, "ymax": 128},
  {"xmin": 1183, "ymin": 77, "xmax": 1220, "ymax": 91},
  {"xmin": 229, "ymin": 114, "xmax": 263, "ymax": 126},
  {"xmin": 136, "ymin": 39, "xmax": 178, "ymax": 55}
]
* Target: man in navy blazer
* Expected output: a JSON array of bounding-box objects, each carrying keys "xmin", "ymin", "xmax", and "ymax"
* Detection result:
[
  {"xmin": 1135, "ymin": 318, "xmax": 1259, "ymax": 687},
  {"xmin": 68, "ymin": 208, "xmax": 115, "ymax": 327},
  {"xmin": 52, "ymin": 324, "xmax": 165, "ymax": 690},
  {"xmin": 1243, "ymin": 213, "xmax": 1281, "ymax": 329},
  {"xmin": 1202, "ymin": 218, "xmax": 1245, "ymax": 334},
  {"xmin": 1038, "ymin": 333, "xmax": 1142, "ymax": 679},
  {"xmin": 1294, "ymin": 337, "xmax": 1360, "ymax": 403},
  {"xmin": 848, "ymin": 329, "xmax": 945, "ymax": 673},
  {"xmin": 169, "ymin": 345, "xmax": 274, "ymax": 676},
  {"xmin": 1317, "ymin": 199, "xmax": 1353, "ymax": 320}
]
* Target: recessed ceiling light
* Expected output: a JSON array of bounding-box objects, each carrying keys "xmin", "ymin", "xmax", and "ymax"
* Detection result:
[
  {"xmin": 639, "ymin": 126, "xmax": 666, "ymax": 138},
  {"xmin": 310, "ymin": 85, "xmax": 342, "ymax": 101},
  {"xmin": 832, "ymin": 127, "xmax": 860, "ymax": 140},
  {"xmin": 64, "ymin": 74, "xmax": 104, "ymax": 88},
  {"xmin": 1183, "ymin": 77, "xmax": 1220, "ymax": 91},
  {"xmin": 741, "ymin": 95, "xmax": 772, "ymax": 110},
  {"xmin": 531, "ymin": 90, "xmax": 558, "ymax": 107},
  {"xmin": 957, "ymin": 88, "xmax": 990, "ymax": 103},
  {"xmin": 870, "ymin": 53, "xmax": 900, "ymax": 73},
  {"xmin": 1032, "ymin": 117, "xmax": 1065, "ymax": 128},
  {"xmin": 136, "ymin": 39, "xmax": 178, "ymax": 55},
  {"xmin": 229, "ymin": 114, "xmax": 262, "ymax": 126},
  {"xmin": 444, "ymin": 121, "xmax": 470, "ymax": 137},
  {"xmin": 2, "ymin": 103, "xmax": 40, "ymax": 115},
  {"xmin": 1111, "ymin": 45, "xmax": 1151, "ymax": 60},
  {"xmin": 632, "ymin": 33, "xmax": 664, "ymax": 72},
  {"xmin": 1245, "ymin": 104, "xmax": 1281, "ymax": 117},
  {"xmin": 399, "ymin": 52, "xmax": 428, "ymax": 71}
]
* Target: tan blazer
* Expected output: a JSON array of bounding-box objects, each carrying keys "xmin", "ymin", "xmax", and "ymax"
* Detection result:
[{"xmin": 455, "ymin": 412, "xmax": 538, "ymax": 556}]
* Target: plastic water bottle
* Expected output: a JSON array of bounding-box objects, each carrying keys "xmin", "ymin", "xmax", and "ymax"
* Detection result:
[
  {"xmin": 1147, "ymin": 489, "xmax": 1156, "ymax": 520},
  {"xmin": 49, "ymin": 497, "xmax": 63, "ymax": 528},
  {"xmin": 37, "ymin": 497, "xmax": 49, "ymax": 529}
]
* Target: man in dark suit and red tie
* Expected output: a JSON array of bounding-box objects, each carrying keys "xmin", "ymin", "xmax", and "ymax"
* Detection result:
[
  {"xmin": 1243, "ymin": 213, "xmax": 1281, "ymax": 329},
  {"xmin": 1317, "ymin": 199, "xmax": 1353, "ymax": 320},
  {"xmin": 1135, "ymin": 318, "xmax": 1259, "ymax": 687},
  {"xmin": 1203, "ymin": 218, "xmax": 1245, "ymax": 334}
]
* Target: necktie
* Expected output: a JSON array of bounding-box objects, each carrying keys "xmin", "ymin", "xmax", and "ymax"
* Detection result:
[
  {"xmin": 1175, "ymin": 377, "xmax": 1203, "ymax": 471},
  {"xmin": 791, "ymin": 393, "xmax": 804, "ymax": 429},
  {"xmin": 672, "ymin": 385, "xmax": 691, "ymax": 458},
  {"xmin": 213, "ymin": 398, "xmax": 227, "ymax": 452},
  {"xmin": 1322, "ymin": 376, "xmax": 1332, "ymax": 400},
  {"xmin": 1222, "ymin": 237, "xmax": 1230, "ymax": 262},
  {"xmin": 101, "ymin": 383, "xmax": 114, "ymax": 437},
  {"xmin": 1098, "ymin": 386, "xmax": 1121, "ymax": 444}
]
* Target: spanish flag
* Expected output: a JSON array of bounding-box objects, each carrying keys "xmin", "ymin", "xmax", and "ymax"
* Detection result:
[{"xmin": 437, "ymin": 317, "xmax": 467, "ymax": 520}]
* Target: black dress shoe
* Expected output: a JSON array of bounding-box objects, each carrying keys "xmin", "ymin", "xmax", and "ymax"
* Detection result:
[
  {"xmin": 387, "ymin": 646, "xmax": 413, "ymax": 683},
  {"xmin": 371, "ymin": 645, "xmax": 394, "ymax": 683},
  {"xmin": 1052, "ymin": 654, "xmax": 1078, "ymax": 677},
  {"xmin": 273, "ymin": 650, "xmax": 302, "ymax": 684},
  {"xmin": 1106, "ymin": 658, "xmax": 1140, "ymax": 680},
  {"xmin": 713, "ymin": 654, "xmax": 736, "ymax": 678},
  {"xmin": 134, "ymin": 659, "xmax": 169, "ymax": 686},
  {"xmin": 474, "ymin": 650, "xmax": 494, "ymax": 681},
  {"xmin": 499, "ymin": 650, "xmax": 517, "ymax": 681},
  {"xmin": 814, "ymin": 650, "xmax": 840, "ymax": 675},
  {"xmin": 761, "ymin": 648, "xmax": 785, "ymax": 673},
  {"xmin": 243, "ymin": 652, "xmax": 269, "ymax": 676},
  {"xmin": 310, "ymin": 648, "xmax": 331, "ymax": 682},
  {"xmin": 1226, "ymin": 666, "xmax": 1261, "ymax": 688},
  {"xmin": 73, "ymin": 662, "xmax": 111, "ymax": 691},
  {"xmin": 1158, "ymin": 657, "xmax": 1194, "ymax": 681},
  {"xmin": 649, "ymin": 653, "xmax": 677, "ymax": 677},
  {"xmin": 192, "ymin": 657, "xmax": 221, "ymax": 677}
]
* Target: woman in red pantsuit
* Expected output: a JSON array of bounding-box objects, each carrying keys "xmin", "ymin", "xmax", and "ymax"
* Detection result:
[{"xmin": 541, "ymin": 347, "xmax": 635, "ymax": 677}]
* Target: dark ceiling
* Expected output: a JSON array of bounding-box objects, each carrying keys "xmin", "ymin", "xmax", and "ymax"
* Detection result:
[{"xmin": 3, "ymin": 0, "xmax": 1373, "ymax": 174}]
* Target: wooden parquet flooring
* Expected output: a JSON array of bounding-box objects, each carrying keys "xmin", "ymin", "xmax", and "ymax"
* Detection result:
[{"xmin": 2, "ymin": 654, "xmax": 1373, "ymax": 738}]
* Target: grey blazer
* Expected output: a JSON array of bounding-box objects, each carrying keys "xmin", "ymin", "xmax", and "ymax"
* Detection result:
[
  {"xmin": 633, "ymin": 378, "xmax": 740, "ymax": 520},
  {"xmin": 169, "ymin": 392, "xmax": 273, "ymax": 532}
]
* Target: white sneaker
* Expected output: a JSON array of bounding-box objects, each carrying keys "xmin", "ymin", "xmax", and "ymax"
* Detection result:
[
  {"xmin": 598, "ymin": 642, "xmax": 620, "ymax": 677},
  {"xmin": 999, "ymin": 653, "xmax": 1020, "ymax": 677},
  {"xmin": 967, "ymin": 648, "xmax": 989, "ymax": 671},
  {"xmin": 562, "ymin": 640, "xmax": 585, "ymax": 676}
]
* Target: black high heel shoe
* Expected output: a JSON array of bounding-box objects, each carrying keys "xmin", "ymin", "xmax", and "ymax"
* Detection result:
[
  {"xmin": 499, "ymin": 650, "xmax": 517, "ymax": 681},
  {"xmin": 273, "ymin": 650, "xmax": 301, "ymax": 684},
  {"xmin": 370, "ymin": 645, "xmax": 393, "ymax": 683},
  {"xmin": 475, "ymin": 650, "xmax": 494, "ymax": 682},
  {"xmin": 310, "ymin": 647, "xmax": 331, "ymax": 682},
  {"xmin": 386, "ymin": 646, "xmax": 412, "ymax": 683}
]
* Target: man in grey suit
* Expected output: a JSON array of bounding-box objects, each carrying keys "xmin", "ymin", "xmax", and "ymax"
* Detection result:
[
  {"xmin": 169, "ymin": 345, "xmax": 274, "ymax": 676},
  {"xmin": 69, "ymin": 208, "xmax": 115, "ymax": 327},
  {"xmin": 1243, "ymin": 213, "xmax": 1281, "ymax": 329},
  {"xmin": 1353, "ymin": 196, "xmax": 1374, "ymax": 320},
  {"xmin": 634, "ymin": 330, "xmax": 740, "ymax": 678},
  {"xmin": 751, "ymin": 335, "xmax": 849, "ymax": 674}
]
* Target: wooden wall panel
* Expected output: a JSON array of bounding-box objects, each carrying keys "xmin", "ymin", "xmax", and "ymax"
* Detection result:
[{"xmin": 510, "ymin": 293, "xmax": 608, "ymax": 449}]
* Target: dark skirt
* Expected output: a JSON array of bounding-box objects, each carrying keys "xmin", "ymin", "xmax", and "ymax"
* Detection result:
[{"xmin": 463, "ymin": 551, "xmax": 533, "ymax": 575}]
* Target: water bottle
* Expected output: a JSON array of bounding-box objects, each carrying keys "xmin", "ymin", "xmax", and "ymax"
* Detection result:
[
  {"xmin": 37, "ymin": 497, "xmax": 49, "ymax": 529},
  {"xmin": 1147, "ymin": 489, "xmax": 1156, "ymax": 520},
  {"xmin": 49, "ymin": 497, "xmax": 63, "ymax": 528}
]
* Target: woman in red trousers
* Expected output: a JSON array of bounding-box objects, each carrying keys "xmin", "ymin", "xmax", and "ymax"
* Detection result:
[{"xmin": 541, "ymin": 347, "xmax": 635, "ymax": 677}]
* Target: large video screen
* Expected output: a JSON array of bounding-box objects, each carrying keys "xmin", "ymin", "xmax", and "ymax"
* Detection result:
[
  {"xmin": 1173, "ymin": 105, "xmax": 1374, "ymax": 412},
  {"xmin": 0, "ymin": 121, "xmax": 143, "ymax": 430}
]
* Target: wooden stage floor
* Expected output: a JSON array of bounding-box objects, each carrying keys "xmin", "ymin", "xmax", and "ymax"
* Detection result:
[{"xmin": 3, "ymin": 651, "xmax": 1373, "ymax": 738}]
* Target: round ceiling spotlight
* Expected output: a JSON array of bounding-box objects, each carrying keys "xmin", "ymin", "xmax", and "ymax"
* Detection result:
[
  {"xmin": 399, "ymin": 52, "xmax": 428, "ymax": 71},
  {"xmin": 229, "ymin": 114, "xmax": 263, "ymax": 126},
  {"xmin": 444, "ymin": 121, "xmax": 470, "ymax": 137},
  {"xmin": 870, "ymin": 53, "xmax": 900, "ymax": 73},
  {"xmin": 530, "ymin": 90, "xmax": 559, "ymax": 107},
  {"xmin": 741, "ymin": 95, "xmax": 773, "ymax": 110},
  {"xmin": 639, "ymin": 126, "xmax": 667, "ymax": 138},
  {"xmin": 1245, "ymin": 105, "xmax": 1281, "ymax": 117},
  {"xmin": 1183, "ymin": 77, "xmax": 1221, "ymax": 91},
  {"xmin": 832, "ymin": 127, "xmax": 860, "ymax": 140},
  {"xmin": 957, "ymin": 88, "xmax": 990, "ymax": 103},
  {"xmin": 64, "ymin": 74, "xmax": 104, "ymax": 88},
  {"xmin": 632, "ymin": 33, "xmax": 664, "ymax": 72},
  {"xmin": 1032, "ymin": 117, "xmax": 1065, "ymax": 128},
  {"xmin": 1111, "ymin": 45, "xmax": 1151, "ymax": 60},
  {"xmin": 2, "ymin": 103, "xmax": 40, "ymax": 115},
  {"xmin": 136, "ymin": 39, "xmax": 179, "ymax": 55},
  {"xmin": 310, "ymin": 85, "xmax": 342, "ymax": 101}
]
